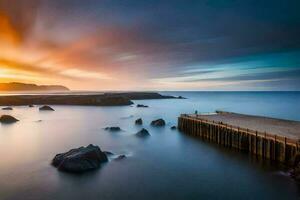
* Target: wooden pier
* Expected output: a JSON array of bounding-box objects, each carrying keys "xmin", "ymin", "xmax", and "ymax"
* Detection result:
[{"xmin": 178, "ymin": 112, "xmax": 300, "ymax": 163}]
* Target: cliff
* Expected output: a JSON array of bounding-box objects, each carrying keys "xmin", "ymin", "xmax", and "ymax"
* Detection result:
[{"xmin": 0, "ymin": 82, "xmax": 69, "ymax": 92}]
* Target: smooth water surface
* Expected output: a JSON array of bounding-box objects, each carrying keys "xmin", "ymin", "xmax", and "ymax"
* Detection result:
[{"xmin": 0, "ymin": 92, "xmax": 299, "ymax": 200}]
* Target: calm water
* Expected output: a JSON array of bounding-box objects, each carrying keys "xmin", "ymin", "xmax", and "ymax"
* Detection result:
[{"xmin": 0, "ymin": 92, "xmax": 299, "ymax": 200}]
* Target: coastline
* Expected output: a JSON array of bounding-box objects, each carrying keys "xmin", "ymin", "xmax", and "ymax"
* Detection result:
[{"xmin": 0, "ymin": 92, "xmax": 178, "ymax": 106}]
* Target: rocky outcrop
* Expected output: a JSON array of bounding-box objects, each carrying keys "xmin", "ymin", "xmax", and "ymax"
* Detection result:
[
  {"xmin": 39, "ymin": 105, "xmax": 55, "ymax": 111},
  {"xmin": 105, "ymin": 92, "xmax": 176, "ymax": 100},
  {"xmin": 105, "ymin": 127, "xmax": 121, "ymax": 132},
  {"xmin": 0, "ymin": 92, "xmax": 177, "ymax": 106},
  {"xmin": 135, "ymin": 118, "xmax": 143, "ymax": 125},
  {"xmin": 137, "ymin": 104, "xmax": 148, "ymax": 108},
  {"xmin": 171, "ymin": 126, "xmax": 177, "ymax": 130},
  {"xmin": 2, "ymin": 107, "xmax": 13, "ymax": 110},
  {"xmin": 52, "ymin": 144, "xmax": 108, "ymax": 173},
  {"xmin": 135, "ymin": 128, "xmax": 150, "ymax": 137},
  {"xmin": 151, "ymin": 119, "xmax": 166, "ymax": 127},
  {"xmin": 0, "ymin": 115, "xmax": 19, "ymax": 124}
]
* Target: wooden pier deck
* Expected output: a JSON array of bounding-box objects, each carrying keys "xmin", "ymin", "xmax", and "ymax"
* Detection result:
[{"xmin": 178, "ymin": 112, "xmax": 300, "ymax": 163}]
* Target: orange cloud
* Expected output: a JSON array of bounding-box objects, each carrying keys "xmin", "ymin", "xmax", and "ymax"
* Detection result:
[{"xmin": 0, "ymin": 12, "xmax": 21, "ymax": 45}]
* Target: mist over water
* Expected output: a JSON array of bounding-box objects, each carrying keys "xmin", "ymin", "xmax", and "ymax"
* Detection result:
[{"xmin": 0, "ymin": 92, "xmax": 299, "ymax": 200}]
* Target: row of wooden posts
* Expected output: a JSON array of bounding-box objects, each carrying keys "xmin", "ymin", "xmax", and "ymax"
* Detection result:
[{"xmin": 178, "ymin": 115, "xmax": 299, "ymax": 163}]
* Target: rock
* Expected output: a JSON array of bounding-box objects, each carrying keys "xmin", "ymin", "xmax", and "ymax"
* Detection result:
[
  {"xmin": 177, "ymin": 96, "xmax": 186, "ymax": 99},
  {"xmin": 115, "ymin": 155, "xmax": 126, "ymax": 161},
  {"xmin": 135, "ymin": 118, "xmax": 143, "ymax": 125},
  {"xmin": 137, "ymin": 104, "xmax": 148, "ymax": 108},
  {"xmin": 28, "ymin": 104, "xmax": 34, "ymax": 107},
  {"xmin": 52, "ymin": 144, "xmax": 108, "ymax": 173},
  {"xmin": 0, "ymin": 115, "xmax": 19, "ymax": 124},
  {"xmin": 105, "ymin": 127, "xmax": 121, "ymax": 132},
  {"xmin": 39, "ymin": 105, "xmax": 55, "ymax": 111},
  {"xmin": 135, "ymin": 128, "xmax": 150, "ymax": 137},
  {"xmin": 151, "ymin": 119, "xmax": 166, "ymax": 127},
  {"xmin": 171, "ymin": 126, "xmax": 177, "ymax": 130},
  {"xmin": 2, "ymin": 107, "xmax": 13, "ymax": 110}
]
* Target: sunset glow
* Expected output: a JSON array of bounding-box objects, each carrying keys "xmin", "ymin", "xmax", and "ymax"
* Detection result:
[{"xmin": 0, "ymin": 0, "xmax": 299, "ymax": 91}]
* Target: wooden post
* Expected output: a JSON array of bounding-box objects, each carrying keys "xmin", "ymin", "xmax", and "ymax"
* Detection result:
[
  {"xmin": 255, "ymin": 131, "xmax": 258, "ymax": 156},
  {"xmin": 284, "ymin": 137, "xmax": 287, "ymax": 162},
  {"xmin": 274, "ymin": 135, "xmax": 277, "ymax": 161}
]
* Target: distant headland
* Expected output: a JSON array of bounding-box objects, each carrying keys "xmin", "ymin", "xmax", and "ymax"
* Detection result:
[
  {"xmin": 0, "ymin": 92, "xmax": 182, "ymax": 106},
  {"xmin": 0, "ymin": 82, "xmax": 70, "ymax": 92}
]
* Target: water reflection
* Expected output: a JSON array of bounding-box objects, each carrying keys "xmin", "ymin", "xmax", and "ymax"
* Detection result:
[{"xmin": 0, "ymin": 92, "xmax": 300, "ymax": 200}]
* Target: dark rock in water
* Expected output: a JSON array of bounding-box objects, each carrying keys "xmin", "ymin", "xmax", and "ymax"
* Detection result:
[
  {"xmin": 52, "ymin": 144, "xmax": 108, "ymax": 173},
  {"xmin": 103, "ymin": 151, "xmax": 114, "ymax": 156},
  {"xmin": 29, "ymin": 104, "xmax": 34, "ymax": 107},
  {"xmin": 115, "ymin": 155, "xmax": 126, "ymax": 161},
  {"xmin": 137, "ymin": 104, "xmax": 148, "ymax": 108},
  {"xmin": 135, "ymin": 118, "xmax": 143, "ymax": 125},
  {"xmin": 105, "ymin": 127, "xmax": 121, "ymax": 132},
  {"xmin": 39, "ymin": 105, "xmax": 55, "ymax": 111},
  {"xmin": 151, "ymin": 119, "xmax": 166, "ymax": 127},
  {"xmin": 0, "ymin": 115, "xmax": 19, "ymax": 124},
  {"xmin": 135, "ymin": 128, "xmax": 150, "ymax": 137},
  {"xmin": 177, "ymin": 96, "xmax": 186, "ymax": 99},
  {"xmin": 2, "ymin": 107, "xmax": 13, "ymax": 110},
  {"xmin": 171, "ymin": 126, "xmax": 177, "ymax": 130}
]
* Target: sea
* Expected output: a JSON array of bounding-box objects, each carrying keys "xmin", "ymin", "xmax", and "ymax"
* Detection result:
[{"xmin": 0, "ymin": 91, "xmax": 299, "ymax": 200}]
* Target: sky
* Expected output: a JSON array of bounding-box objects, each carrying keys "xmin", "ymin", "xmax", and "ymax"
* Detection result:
[{"xmin": 0, "ymin": 0, "xmax": 300, "ymax": 91}]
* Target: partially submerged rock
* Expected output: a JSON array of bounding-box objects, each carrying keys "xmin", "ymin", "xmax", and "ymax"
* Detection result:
[
  {"xmin": 39, "ymin": 105, "xmax": 55, "ymax": 111},
  {"xmin": 135, "ymin": 118, "xmax": 143, "ymax": 125},
  {"xmin": 105, "ymin": 127, "xmax": 121, "ymax": 132},
  {"xmin": 151, "ymin": 119, "xmax": 166, "ymax": 127},
  {"xmin": 2, "ymin": 107, "xmax": 13, "ymax": 110},
  {"xmin": 115, "ymin": 155, "xmax": 126, "ymax": 161},
  {"xmin": 171, "ymin": 126, "xmax": 177, "ymax": 130},
  {"xmin": 135, "ymin": 128, "xmax": 150, "ymax": 137},
  {"xmin": 0, "ymin": 115, "xmax": 19, "ymax": 124},
  {"xmin": 137, "ymin": 104, "xmax": 149, "ymax": 108},
  {"xmin": 52, "ymin": 144, "xmax": 108, "ymax": 173}
]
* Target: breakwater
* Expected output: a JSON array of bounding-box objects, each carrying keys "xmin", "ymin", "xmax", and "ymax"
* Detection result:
[{"xmin": 178, "ymin": 112, "xmax": 300, "ymax": 163}]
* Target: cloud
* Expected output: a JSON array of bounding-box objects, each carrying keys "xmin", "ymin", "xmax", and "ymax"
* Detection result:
[
  {"xmin": 0, "ymin": 0, "xmax": 300, "ymax": 90},
  {"xmin": 0, "ymin": 0, "xmax": 41, "ymax": 44}
]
